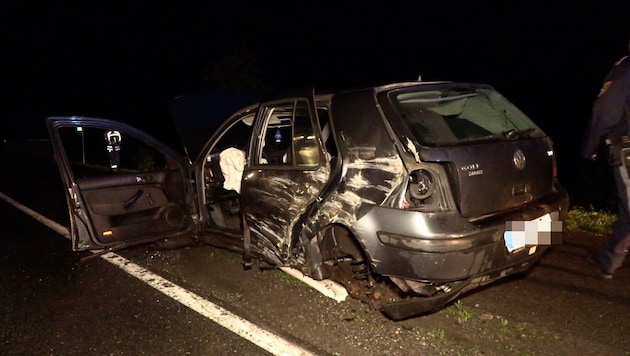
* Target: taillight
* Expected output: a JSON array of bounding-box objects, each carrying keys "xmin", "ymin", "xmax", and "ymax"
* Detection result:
[
  {"xmin": 401, "ymin": 165, "xmax": 453, "ymax": 211},
  {"xmin": 548, "ymin": 149, "xmax": 557, "ymax": 178},
  {"xmin": 409, "ymin": 169, "xmax": 435, "ymax": 200}
]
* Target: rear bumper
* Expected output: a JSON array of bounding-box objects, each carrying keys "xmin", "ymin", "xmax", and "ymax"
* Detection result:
[
  {"xmin": 379, "ymin": 252, "xmax": 545, "ymax": 320},
  {"xmin": 353, "ymin": 188, "xmax": 569, "ymax": 282}
]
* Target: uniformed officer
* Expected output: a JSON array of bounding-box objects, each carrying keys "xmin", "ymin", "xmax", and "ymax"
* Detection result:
[{"xmin": 582, "ymin": 35, "xmax": 630, "ymax": 279}]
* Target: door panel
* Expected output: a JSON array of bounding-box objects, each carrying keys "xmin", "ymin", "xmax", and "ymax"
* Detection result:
[
  {"xmin": 76, "ymin": 172, "xmax": 186, "ymax": 243},
  {"xmin": 46, "ymin": 117, "xmax": 194, "ymax": 250}
]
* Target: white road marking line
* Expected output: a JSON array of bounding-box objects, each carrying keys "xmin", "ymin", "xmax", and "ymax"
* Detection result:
[
  {"xmin": 0, "ymin": 192, "xmax": 316, "ymax": 356},
  {"xmin": 101, "ymin": 252, "xmax": 315, "ymax": 356},
  {"xmin": 0, "ymin": 192, "xmax": 71, "ymax": 239}
]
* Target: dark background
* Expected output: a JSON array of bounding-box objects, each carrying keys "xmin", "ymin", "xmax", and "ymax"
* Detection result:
[{"xmin": 4, "ymin": 1, "xmax": 630, "ymax": 209}]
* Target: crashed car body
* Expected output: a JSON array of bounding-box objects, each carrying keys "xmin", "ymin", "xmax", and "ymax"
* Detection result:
[{"xmin": 46, "ymin": 81, "xmax": 569, "ymax": 320}]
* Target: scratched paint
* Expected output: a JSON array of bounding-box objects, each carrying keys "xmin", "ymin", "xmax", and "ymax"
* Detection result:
[{"xmin": 245, "ymin": 166, "xmax": 330, "ymax": 265}]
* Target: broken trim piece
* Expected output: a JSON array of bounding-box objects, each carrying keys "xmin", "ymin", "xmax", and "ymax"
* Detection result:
[{"xmin": 279, "ymin": 267, "xmax": 348, "ymax": 302}]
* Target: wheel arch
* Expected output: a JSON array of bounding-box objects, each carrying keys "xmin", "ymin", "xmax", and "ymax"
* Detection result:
[{"xmin": 303, "ymin": 223, "xmax": 371, "ymax": 281}]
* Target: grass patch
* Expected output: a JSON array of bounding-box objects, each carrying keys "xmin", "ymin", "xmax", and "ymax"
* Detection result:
[
  {"xmin": 565, "ymin": 206, "xmax": 616, "ymax": 234},
  {"xmin": 496, "ymin": 316, "xmax": 511, "ymax": 334},
  {"xmin": 446, "ymin": 300, "xmax": 476, "ymax": 323},
  {"xmin": 425, "ymin": 328, "xmax": 445, "ymax": 341}
]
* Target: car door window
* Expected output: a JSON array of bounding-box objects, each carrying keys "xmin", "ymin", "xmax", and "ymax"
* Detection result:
[
  {"xmin": 58, "ymin": 126, "xmax": 168, "ymax": 177},
  {"xmin": 257, "ymin": 100, "xmax": 320, "ymax": 167}
]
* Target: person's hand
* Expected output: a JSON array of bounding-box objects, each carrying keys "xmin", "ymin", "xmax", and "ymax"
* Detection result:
[{"xmin": 589, "ymin": 153, "xmax": 598, "ymax": 161}]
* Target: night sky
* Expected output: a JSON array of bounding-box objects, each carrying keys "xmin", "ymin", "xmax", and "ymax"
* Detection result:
[{"xmin": 4, "ymin": 1, "xmax": 630, "ymax": 208}]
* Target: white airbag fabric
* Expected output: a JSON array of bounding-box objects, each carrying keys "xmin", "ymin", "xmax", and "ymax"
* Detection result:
[{"xmin": 219, "ymin": 148, "xmax": 245, "ymax": 193}]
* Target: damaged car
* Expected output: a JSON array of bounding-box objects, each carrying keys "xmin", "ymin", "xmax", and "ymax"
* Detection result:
[{"xmin": 46, "ymin": 81, "xmax": 569, "ymax": 320}]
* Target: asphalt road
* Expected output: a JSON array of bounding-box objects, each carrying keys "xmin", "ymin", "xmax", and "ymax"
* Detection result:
[{"xmin": 1, "ymin": 154, "xmax": 629, "ymax": 355}]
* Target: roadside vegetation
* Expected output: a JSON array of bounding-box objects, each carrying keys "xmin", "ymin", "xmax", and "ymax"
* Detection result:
[{"xmin": 565, "ymin": 206, "xmax": 616, "ymax": 235}]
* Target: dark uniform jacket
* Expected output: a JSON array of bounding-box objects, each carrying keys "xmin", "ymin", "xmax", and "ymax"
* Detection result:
[{"xmin": 582, "ymin": 54, "xmax": 630, "ymax": 159}]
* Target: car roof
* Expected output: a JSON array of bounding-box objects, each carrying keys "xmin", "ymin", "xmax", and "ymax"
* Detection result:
[{"xmin": 233, "ymin": 81, "xmax": 495, "ymax": 113}]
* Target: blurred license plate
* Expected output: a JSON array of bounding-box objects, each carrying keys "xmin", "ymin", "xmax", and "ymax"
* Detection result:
[{"xmin": 504, "ymin": 213, "xmax": 552, "ymax": 253}]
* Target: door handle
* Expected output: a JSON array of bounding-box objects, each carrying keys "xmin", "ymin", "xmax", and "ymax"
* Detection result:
[{"xmin": 123, "ymin": 189, "xmax": 144, "ymax": 208}]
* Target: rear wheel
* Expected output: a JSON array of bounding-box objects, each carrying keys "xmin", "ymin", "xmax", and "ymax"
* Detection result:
[{"xmin": 318, "ymin": 226, "xmax": 402, "ymax": 310}]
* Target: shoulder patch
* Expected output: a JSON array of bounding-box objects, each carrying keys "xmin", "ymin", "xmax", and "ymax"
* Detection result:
[{"xmin": 598, "ymin": 81, "xmax": 612, "ymax": 97}]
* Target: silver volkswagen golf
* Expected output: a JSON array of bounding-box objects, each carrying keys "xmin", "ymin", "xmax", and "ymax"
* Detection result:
[{"xmin": 47, "ymin": 81, "xmax": 569, "ymax": 320}]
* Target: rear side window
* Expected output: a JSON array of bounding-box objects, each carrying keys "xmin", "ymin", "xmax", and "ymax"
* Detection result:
[
  {"xmin": 256, "ymin": 99, "xmax": 321, "ymax": 167},
  {"xmin": 392, "ymin": 87, "xmax": 543, "ymax": 146}
]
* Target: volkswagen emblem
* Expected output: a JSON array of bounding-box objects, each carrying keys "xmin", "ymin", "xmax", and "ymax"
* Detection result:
[{"xmin": 513, "ymin": 149, "xmax": 526, "ymax": 170}]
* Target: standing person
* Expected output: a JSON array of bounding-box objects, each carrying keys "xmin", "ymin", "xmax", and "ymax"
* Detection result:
[{"xmin": 582, "ymin": 35, "xmax": 630, "ymax": 279}]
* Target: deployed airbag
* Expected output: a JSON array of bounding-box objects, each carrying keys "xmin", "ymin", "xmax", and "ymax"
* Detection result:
[{"xmin": 219, "ymin": 147, "xmax": 246, "ymax": 193}]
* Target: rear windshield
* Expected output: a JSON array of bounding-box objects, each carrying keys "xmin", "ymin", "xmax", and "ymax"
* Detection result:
[{"xmin": 391, "ymin": 87, "xmax": 543, "ymax": 146}]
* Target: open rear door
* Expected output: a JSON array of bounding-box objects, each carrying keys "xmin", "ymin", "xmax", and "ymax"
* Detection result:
[
  {"xmin": 240, "ymin": 90, "xmax": 331, "ymax": 263},
  {"xmin": 46, "ymin": 116, "xmax": 195, "ymax": 251}
]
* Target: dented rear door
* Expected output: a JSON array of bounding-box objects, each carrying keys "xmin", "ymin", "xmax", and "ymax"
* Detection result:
[{"xmin": 240, "ymin": 93, "xmax": 330, "ymax": 263}]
